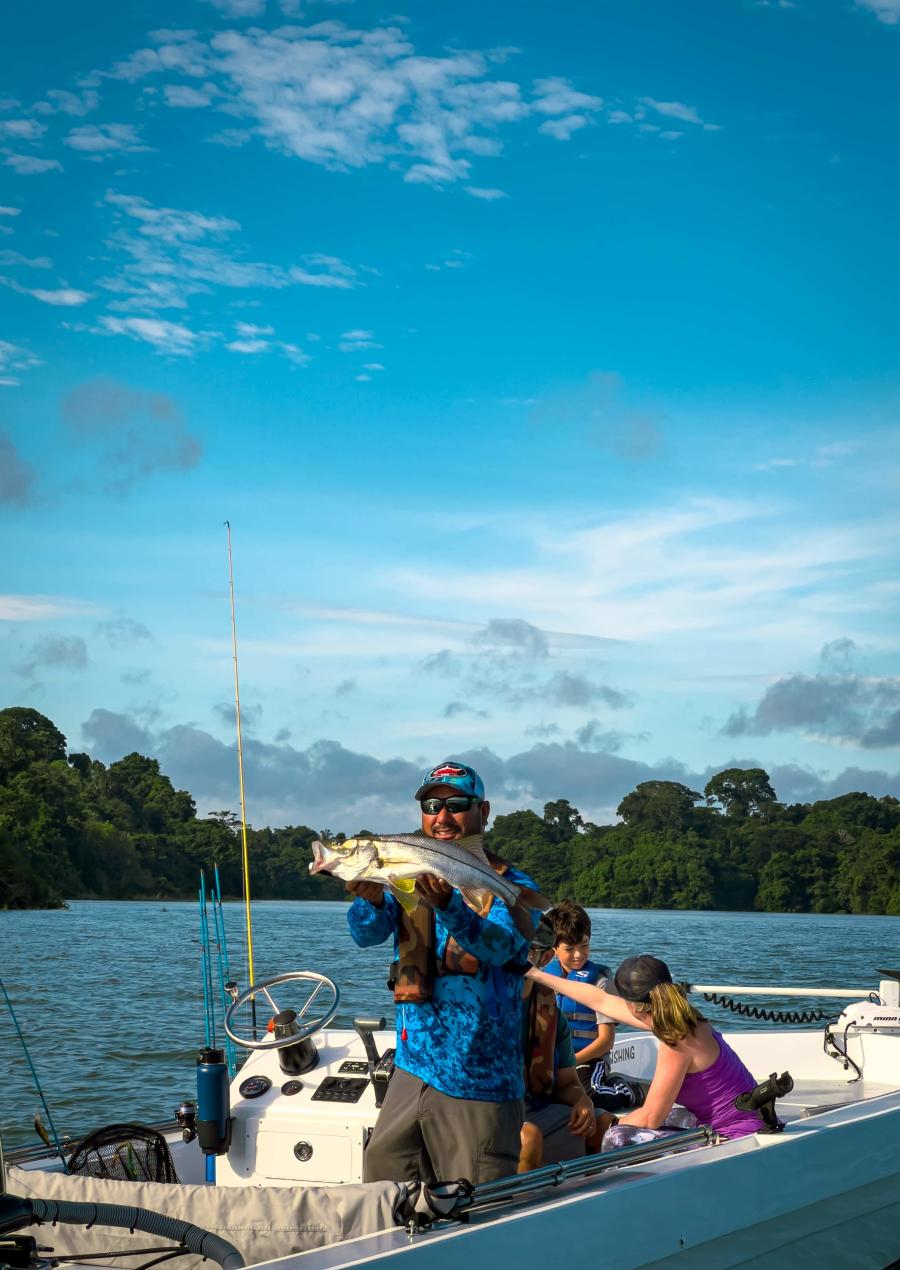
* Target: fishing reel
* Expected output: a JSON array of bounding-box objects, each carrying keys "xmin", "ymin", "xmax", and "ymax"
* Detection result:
[{"xmin": 0, "ymin": 1234, "xmax": 56, "ymax": 1270}]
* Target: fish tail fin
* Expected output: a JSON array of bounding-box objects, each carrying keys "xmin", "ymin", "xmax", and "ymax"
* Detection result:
[
  {"xmin": 388, "ymin": 878, "xmax": 419, "ymax": 913},
  {"xmin": 516, "ymin": 884, "xmax": 552, "ymax": 912},
  {"xmin": 508, "ymin": 901, "xmax": 540, "ymax": 941}
]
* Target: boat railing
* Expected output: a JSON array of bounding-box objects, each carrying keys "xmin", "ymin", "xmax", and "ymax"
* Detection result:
[{"xmin": 415, "ymin": 1126, "xmax": 716, "ymax": 1225}]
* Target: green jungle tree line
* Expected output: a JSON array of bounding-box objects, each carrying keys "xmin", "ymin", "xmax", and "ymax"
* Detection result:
[{"xmin": 1, "ymin": 707, "xmax": 898, "ymax": 914}]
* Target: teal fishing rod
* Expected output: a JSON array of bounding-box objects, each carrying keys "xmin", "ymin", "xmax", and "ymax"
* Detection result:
[
  {"xmin": 212, "ymin": 863, "xmax": 237, "ymax": 1079},
  {"xmin": 198, "ymin": 871, "xmax": 216, "ymax": 1048},
  {"xmin": 0, "ymin": 975, "xmax": 68, "ymax": 1171}
]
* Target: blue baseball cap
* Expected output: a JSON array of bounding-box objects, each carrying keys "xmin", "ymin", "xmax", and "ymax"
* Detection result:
[{"xmin": 414, "ymin": 760, "xmax": 485, "ymax": 802}]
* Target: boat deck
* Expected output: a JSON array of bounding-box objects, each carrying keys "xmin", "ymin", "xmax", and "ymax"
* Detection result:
[{"xmin": 773, "ymin": 1077, "xmax": 898, "ymax": 1122}]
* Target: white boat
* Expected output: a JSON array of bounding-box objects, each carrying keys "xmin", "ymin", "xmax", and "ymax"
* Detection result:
[{"xmin": 4, "ymin": 968, "xmax": 900, "ymax": 1270}]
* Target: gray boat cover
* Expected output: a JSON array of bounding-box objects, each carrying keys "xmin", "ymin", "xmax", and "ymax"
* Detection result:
[{"xmin": 8, "ymin": 1165, "xmax": 410, "ymax": 1270}]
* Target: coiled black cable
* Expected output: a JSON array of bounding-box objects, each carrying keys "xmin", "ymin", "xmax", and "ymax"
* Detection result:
[{"xmin": 700, "ymin": 992, "xmax": 828, "ymax": 1025}]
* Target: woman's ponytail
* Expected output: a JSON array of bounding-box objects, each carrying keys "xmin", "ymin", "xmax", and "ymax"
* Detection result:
[{"xmin": 647, "ymin": 981, "xmax": 704, "ymax": 1046}]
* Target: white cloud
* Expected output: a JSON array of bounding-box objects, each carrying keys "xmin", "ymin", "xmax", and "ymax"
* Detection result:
[
  {"xmin": 538, "ymin": 114, "xmax": 589, "ymax": 140},
  {"xmin": 466, "ymin": 186, "xmax": 507, "ymax": 200},
  {"xmin": 339, "ymin": 328, "xmax": 381, "ymax": 351},
  {"xmin": 0, "ymin": 338, "xmax": 43, "ymax": 386},
  {"xmin": 531, "ymin": 77, "xmax": 602, "ymax": 117},
  {"xmin": 355, "ymin": 373, "xmax": 372, "ymax": 382},
  {"xmin": 202, "ymin": 0, "xmax": 267, "ymax": 15},
  {"xmin": 856, "ymin": 0, "xmax": 900, "ymax": 22},
  {"xmin": 0, "ymin": 119, "xmax": 47, "ymax": 141},
  {"xmin": 64, "ymin": 123, "xmax": 147, "ymax": 153},
  {"xmin": 26, "ymin": 287, "xmax": 92, "ymax": 306},
  {"xmin": 0, "ymin": 249, "xmax": 52, "ymax": 268},
  {"xmin": 105, "ymin": 190, "xmax": 239, "ymax": 243},
  {"xmin": 163, "ymin": 84, "xmax": 218, "ymax": 107},
  {"xmin": 0, "ymin": 594, "xmax": 102, "ymax": 620},
  {"xmin": 0, "ymin": 206, "xmax": 21, "ymax": 216},
  {"xmin": 227, "ymin": 336, "xmax": 269, "ymax": 352},
  {"xmin": 362, "ymin": 362, "xmax": 384, "ymax": 371},
  {"xmin": 224, "ymin": 320, "xmax": 310, "ymax": 365},
  {"xmin": 100, "ymin": 190, "xmax": 359, "ymax": 313},
  {"xmin": 102, "ymin": 24, "xmax": 606, "ymax": 186},
  {"xmin": 234, "ymin": 320, "xmax": 274, "ymax": 336},
  {"xmin": 389, "ymin": 496, "xmax": 898, "ymax": 646},
  {"xmin": 639, "ymin": 97, "xmax": 704, "ymax": 126},
  {"xmin": 4, "ymin": 154, "xmax": 63, "ymax": 175},
  {"xmin": 33, "ymin": 88, "xmax": 100, "ymax": 116},
  {"xmin": 99, "ymin": 315, "xmax": 201, "ymax": 355}
]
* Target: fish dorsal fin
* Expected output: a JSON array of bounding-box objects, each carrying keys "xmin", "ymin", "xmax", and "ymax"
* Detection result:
[
  {"xmin": 388, "ymin": 878, "xmax": 419, "ymax": 913},
  {"xmin": 457, "ymin": 833, "xmax": 489, "ymax": 863}
]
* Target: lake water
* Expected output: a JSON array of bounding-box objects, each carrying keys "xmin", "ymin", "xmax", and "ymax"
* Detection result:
[{"xmin": 2, "ymin": 901, "xmax": 897, "ymax": 1149}]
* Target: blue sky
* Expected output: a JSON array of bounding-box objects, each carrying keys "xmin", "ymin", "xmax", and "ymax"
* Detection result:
[{"xmin": 2, "ymin": 0, "xmax": 899, "ymax": 830}]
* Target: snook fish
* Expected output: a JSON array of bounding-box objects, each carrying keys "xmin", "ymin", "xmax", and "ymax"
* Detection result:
[{"xmin": 309, "ymin": 833, "xmax": 549, "ymax": 936}]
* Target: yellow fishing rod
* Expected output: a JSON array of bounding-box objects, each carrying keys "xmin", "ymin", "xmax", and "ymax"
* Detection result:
[{"xmin": 225, "ymin": 522, "xmax": 256, "ymax": 1013}]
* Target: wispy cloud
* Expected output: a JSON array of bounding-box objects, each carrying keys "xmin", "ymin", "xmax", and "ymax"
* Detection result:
[
  {"xmin": 63, "ymin": 123, "xmax": 148, "ymax": 154},
  {"xmin": 532, "ymin": 77, "xmax": 603, "ymax": 140},
  {"xmin": 0, "ymin": 594, "xmax": 102, "ymax": 620},
  {"xmin": 0, "ymin": 339, "xmax": 43, "ymax": 387},
  {"xmin": 4, "ymin": 154, "xmax": 63, "ymax": 175},
  {"xmin": 99, "ymin": 314, "xmax": 201, "ymax": 355},
  {"xmin": 29, "ymin": 287, "xmax": 92, "ymax": 306},
  {"xmin": 98, "ymin": 191, "xmax": 359, "ymax": 320},
  {"xmin": 339, "ymin": 328, "xmax": 382, "ymax": 351},
  {"xmin": 465, "ymin": 186, "xmax": 507, "ymax": 200},
  {"xmin": 225, "ymin": 320, "xmax": 311, "ymax": 365},
  {"xmin": 0, "ymin": 119, "xmax": 47, "ymax": 141},
  {"xmin": 33, "ymin": 88, "xmax": 100, "ymax": 116},
  {"xmin": 856, "ymin": 0, "xmax": 900, "ymax": 23},
  {"xmin": 100, "ymin": 24, "xmax": 604, "ymax": 189}
]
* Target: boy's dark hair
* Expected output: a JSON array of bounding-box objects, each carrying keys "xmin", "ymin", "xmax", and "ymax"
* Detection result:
[{"xmin": 547, "ymin": 899, "xmax": 591, "ymax": 946}]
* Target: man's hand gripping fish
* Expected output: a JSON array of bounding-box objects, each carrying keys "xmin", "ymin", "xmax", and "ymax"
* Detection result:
[{"xmin": 310, "ymin": 832, "xmax": 550, "ymax": 937}]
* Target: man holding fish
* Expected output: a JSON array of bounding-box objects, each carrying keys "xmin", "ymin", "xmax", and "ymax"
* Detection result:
[{"xmin": 310, "ymin": 760, "xmax": 548, "ymax": 1185}]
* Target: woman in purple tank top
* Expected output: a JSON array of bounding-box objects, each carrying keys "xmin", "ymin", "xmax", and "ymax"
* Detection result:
[{"xmin": 527, "ymin": 954, "xmax": 764, "ymax": 1147}]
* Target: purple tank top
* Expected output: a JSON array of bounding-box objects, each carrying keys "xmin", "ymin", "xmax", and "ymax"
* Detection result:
[{"xmin": 677, "ymin": 1029, "xmax": 763, "ymax": 1139}]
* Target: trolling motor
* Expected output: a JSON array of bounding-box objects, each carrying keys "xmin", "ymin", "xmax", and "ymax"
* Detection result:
[
  {"xmin": 353, "ymin": 1016, "xmax": 395, "ymax": 1109},
  {"xmin": 197, "ymin": 1048, "xmax": 233, "ymax": 1182},
  {"xmin": 734, "ymin": 1071, "xmax": 793, "ymax": 1133}
]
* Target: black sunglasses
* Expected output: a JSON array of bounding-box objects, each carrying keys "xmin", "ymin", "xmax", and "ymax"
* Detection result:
[{"xmin": 420, "ymin": 795, "xmax": 481, "ymax": 815}]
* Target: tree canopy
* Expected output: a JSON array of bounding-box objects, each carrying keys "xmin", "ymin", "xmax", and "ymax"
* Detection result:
[{"xmin": 1, "ymin": 707, "xmax": 897, "ymax": 915}]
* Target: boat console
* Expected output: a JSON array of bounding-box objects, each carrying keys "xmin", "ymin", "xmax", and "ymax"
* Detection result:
[{"xmin": 215, "ymin": 1023, "xmax": 393, "ymax": 1187}]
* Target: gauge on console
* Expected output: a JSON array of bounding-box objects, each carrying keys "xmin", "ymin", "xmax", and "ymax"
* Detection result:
[{"xmin": 239, "ymin": 1074, "xmax": 272, "ymax": 1099}]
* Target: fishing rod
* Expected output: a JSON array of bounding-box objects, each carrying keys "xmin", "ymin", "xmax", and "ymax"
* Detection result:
[
  {"xmin": 212, "ymin": 864, "xmax": 237, "ymax": 1079},
  {"xmin": 225, "ymin": 521, "xmax": 257, "ymax": 1037},
  {"xmin": 0, "ymin": 976, "xmax": 68, "ymax": 1171},
  {"xmin": 198, "ymin": 871, "xmax": 216, "ymax": 1049}
]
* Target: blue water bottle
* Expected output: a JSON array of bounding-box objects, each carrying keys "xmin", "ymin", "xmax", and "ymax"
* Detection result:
[{"xmin": 196, "ymin": 1047, "xmax": 232, "ymax": 1182}]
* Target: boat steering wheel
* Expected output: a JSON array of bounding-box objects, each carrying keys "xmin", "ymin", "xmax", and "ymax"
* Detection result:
[{"xmin": 223, "ymin": 970, "xmax": 340, "ymax": 1051}]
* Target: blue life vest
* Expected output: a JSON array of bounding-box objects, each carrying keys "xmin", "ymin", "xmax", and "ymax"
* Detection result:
[{"xmin": 544, "ymin": 956, "xmax": 611, "ymax": 1049}]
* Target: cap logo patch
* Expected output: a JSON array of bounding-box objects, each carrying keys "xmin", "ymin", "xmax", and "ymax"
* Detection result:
[{"xmin": 430, "ymin": 764, "xmax": 468, "ymax": 779}]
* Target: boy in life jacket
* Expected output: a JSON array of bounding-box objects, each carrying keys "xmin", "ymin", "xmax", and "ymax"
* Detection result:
[
  {"xmin": 518, "ymin": 918, "xmax": 614, "ymax": 1172},
  {"xmin": 545, "ymin": 901, "xmax": 638, "ymax": 1113}
]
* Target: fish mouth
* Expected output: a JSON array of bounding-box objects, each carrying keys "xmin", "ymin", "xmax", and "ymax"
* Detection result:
[{"xmin": 309, "ymin": 840, "xmax": 330, "ymax": 874}]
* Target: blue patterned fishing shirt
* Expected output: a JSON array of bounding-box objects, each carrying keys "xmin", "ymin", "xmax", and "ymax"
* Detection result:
[{"xmin": 347, "ymin": 866, "xmax": 539, "ymax": 1102}]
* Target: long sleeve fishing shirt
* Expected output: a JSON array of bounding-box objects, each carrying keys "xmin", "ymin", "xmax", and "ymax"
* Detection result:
[{"xmin": 347, "ymin": 867, "xmax": 538, "ymax": 1102}]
